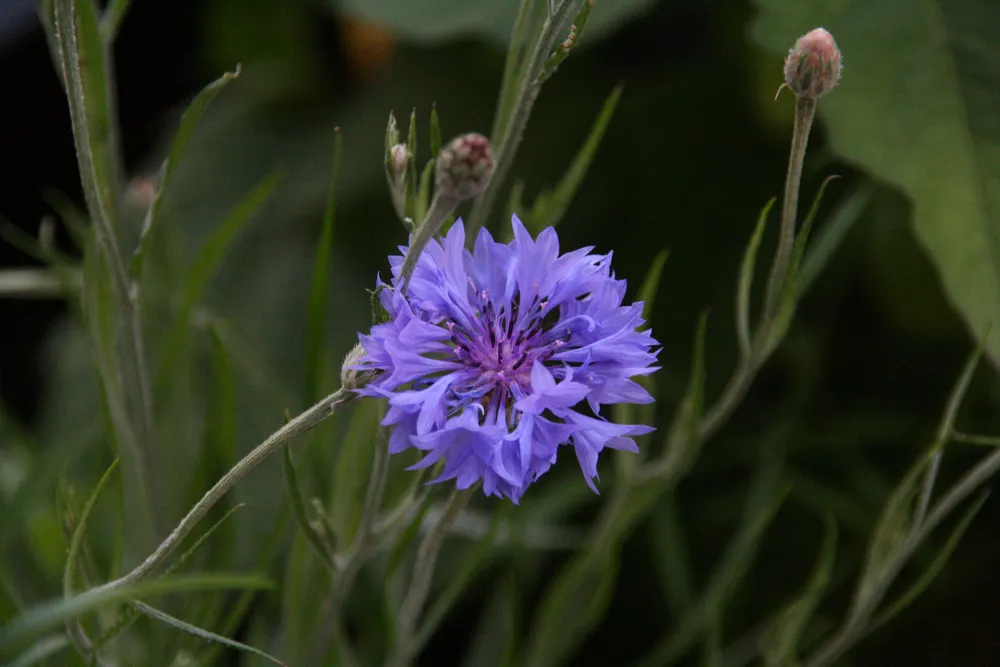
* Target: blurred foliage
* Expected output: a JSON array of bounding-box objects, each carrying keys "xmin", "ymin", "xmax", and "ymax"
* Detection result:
[{"xmin": 1, "ymin": 0, "xmax": 1000, "ymax": 666}]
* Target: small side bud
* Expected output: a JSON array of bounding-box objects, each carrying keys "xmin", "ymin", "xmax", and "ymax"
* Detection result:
[
  {"xmin": 435, "ymin": 133, "xmax": 495, "ymax": 201},
  {"xmin": 783, "ymin": 27, "xmax": 842, "ymax": 99},
  {"xmin": 390, "ymin": 143, "xmax": 409, "ymax": 180},
  {"xmin": 340, "ymin": 342, "xmax": 379, "ymax": 391}
]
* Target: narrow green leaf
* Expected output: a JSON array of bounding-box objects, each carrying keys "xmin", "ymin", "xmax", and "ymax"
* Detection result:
[
  {"xmin": 649, "ymin": 491, "xmax": 695, "ymax": 615},
  {"xmin": 429, "ymin": 105, "xmax": 442, "ymax": 159},
  {"xmin": 413, "ymin": 511, "xmax": 503, "ymax": 652},
  {"xmin": 529, "ymin": 84, "xmax": 622, "ymax": 231},
  {"xmin": 768, "ymin": 176, "xmax": 839, "ymax": 351},
  {"xmin": 404, "ymin": 108, "xmax": 419, "ymax": 221},
  {"xmin": 504, "ymin": 180, "xmax": 527, "ymax": 241},
  {"xmin": 386, "ymin": 496, "xmax": 434, "ymax": 578},
  {"xmin": 797, "ymin": 182, "xmax": 874, "ymax": 297},
  {"xmin": 0, "ymin": 574, "xmax": 272, "ymax": 651},
  {"xmin": 283, "ymin": 447, "xmax": 336, "ymax": 572},
  {"xmin": 132, "ymin": 65, "xmax": 242, "ymax": 276},
  {"xmin": 304, "ymin": 128, "xmax": 342, "ymax": 406},
  {"xmin": 63, "ymin": 458, "xmax": 119, "ymax": 597},
  {"xmin": 132, "ymin": 600, "xmax": 287, "ymax": 666},
  {"xmin": 41, "ymin": 188, "xmax": 89, "ymax": 249},
  {"xmin": 953, "ymin": 432, "xmax": 1000, "ymax": 447},
  {"xmin": 416, "ymin": 159, "xmax": 435, "ymax": 224},
  {"xmin": 736, "ymin": 197, "xmax": 775, "ymax": 359},
  {"xmin": 461, "ymin": 578, "xmax": 519, "ymax": 667},
  {"xmin": 615, "ymin": 249, "xmax": 668, "ymax": 470},
  {"xmin": 156, "ymin": 171, "xmax": 281, "ymax": 384},
  {"xmin": 635, "ymin": 467, "xmax": 789, "ymax": 667},
  {"xmin": 638, "ymin": 249, "xmax": 668, "ymax": 322},
  {"xmin": 659, "ymin": 311, "xmax": 708, "ymax": 476},
  {"xmin": 764, "ymin": 516, "xmax": 838, "ymax": 666},
  {"xmin": 521, "ymin": 544, "xmax": 621, "ymax": 667},
  {"xmin": 873, "ymin": 492, "xmax": 988, "ymax": 629},
  {"xmin": 539, "ymin": 0, "xmax": 596, "ymax": 82},
  {"xmin": 199, "ymin": 327, "xmax": 238, "ymax": 493},
  {"xmin": 92, "ymin": 504, "xmax": 246, "ymax": 650},
  {"xmin": 100, "ymin": 0, "xmax": 133, "ymax": 41},
  {"xmin": 331, "ymin": 400, "xmax": 382, "ymax": 545},
  {"xmin": 492, "ymin": 0, "xmax": 539, "ymax": 141},
  {"xmin": 7, "ymin": 634, "xmax": 70, "ymax": 667},
  {"xmin": 385, "ymin": 110, "xmax": 400, "ymax": 177}
]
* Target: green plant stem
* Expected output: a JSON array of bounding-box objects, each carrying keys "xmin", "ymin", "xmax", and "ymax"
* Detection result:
[
  {"xmin": 803, "ymin": 442, "xmax": 1000, "ymax": 667},
  {"xmin": 385, "ymin": 488, "xmax": 474, "ymax": 667},
  {"xmin": 465, "ymin": 0, "xmax": 577, "ymax": 241},
  {"xmin": 100, "ymin": 0, "xmax": 132, "ymax": 41},
  {"xmin": 763, "ymin": 96, "xmax": 816, "ymax": 322},
  {"xmin": 88, "ymin": 388, "xmax": 353, "ymax": 596},
  {"xmin": 399, "ymin": 192, "xmax": 459, "ymax": 291},
  {"xmin": 53, "ymin": 0, "xmax": 161, "ymax": 537}
]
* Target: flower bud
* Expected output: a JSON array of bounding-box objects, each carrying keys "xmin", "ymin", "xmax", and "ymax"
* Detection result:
[
  {"xmin": 340, "ymin": 342, "xmax": 379, "ymax": 391},
  {"xmin": 783, "ymin": 27, "xmax": 842, "ymax": 99},
  {"xmin": 435, "ymin": 133, "xmax": 495, "ymax": 201},
  {"xmin": 390, "ymin": 143, "xmax": 409, "ymax": 180}
]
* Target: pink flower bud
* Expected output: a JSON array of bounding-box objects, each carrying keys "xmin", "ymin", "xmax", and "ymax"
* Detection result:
[
  {"xmin": 390, "ymin": 143, "xmax": 409, "ymax": 178},
  {"xmin": 784, "ymin": 28, "xmax": 842, "ymax": 99},
  {"xmin": 435, "ymin": 133, "xmax": 495, "ymax": 201}
]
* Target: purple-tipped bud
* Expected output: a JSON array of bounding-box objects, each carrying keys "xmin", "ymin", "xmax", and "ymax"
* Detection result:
[
  {"xmin": 784, "ymin": 28, "xmax": 842, "ymax": 99},
  {"xmin": 435, "ymin": 133, "xmax": 495, "ymax": 201},
  {"xmin": 390, "ymin": 143, "xmax": 409, "ymax": 179}
]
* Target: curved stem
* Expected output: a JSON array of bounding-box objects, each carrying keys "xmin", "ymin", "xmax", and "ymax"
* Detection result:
[{"xmin": 90, "ymin": 388, "xmax": 353, "ymax": 595}]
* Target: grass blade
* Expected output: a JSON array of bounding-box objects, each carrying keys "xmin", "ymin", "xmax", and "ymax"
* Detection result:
[
  {"xmin": 304, "ymin": 127, "xmax": 342, "ymax": 407},
  {"xmin": 156, "ymin": 171, "xmax": 281, "ymax": 383},
  {"xmin": 529, "ymin": 84, "xmax": 623, "ymax": 232},
  {"xmin": 63, "ymin": 457, "xmax": 119, "ymax": 595},
  {"xmin": 736, "ymin": 198, "xmax": 775, "ymax": 359},
  {"xmin": 7, "ymin": 635, "xmax": 70, "ymax": 667},
  {"xmin": 1, "ymin": 573, "xmax": 272, "ymax": 651},
  {"xmin": 873, "ymin": 492, "xmax": 987, "ymax": 629},
  {"xmin": 132, "ymin": 600, "xmax": 287, "ymax": 666},
  {"xmin": 797, "ymin": 182, "xmax": 874, "ymax": 297},
  {"xmin": 283, "ymin": 446, "xmax": 336, "ymax": 572},
  {"xmin": 133, "ymin": 65, "xmax": 242, "ymax": 276}
]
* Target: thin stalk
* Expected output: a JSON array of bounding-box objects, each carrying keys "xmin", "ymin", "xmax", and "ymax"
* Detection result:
[
  {"xmin": 763, "ymin": 96, "xmax": 816, "ymax": 321},
  {"xmin": 803, "ymin": 444, "xmax": 1000, "ymax": 667},
  {"xmin": 385, "ymin": 488, "xmax": 474, "ymax": 667},
  {"xmin": 465, "ymin": 0, "xmax": 577, "ymax": 241},
  {"xmin": 399, "ymin": 192, "xmax": 459, "ymax": 291},
  {"xmin": 88, "ymin": 388, "xmax": 353, "ymax": 595}
]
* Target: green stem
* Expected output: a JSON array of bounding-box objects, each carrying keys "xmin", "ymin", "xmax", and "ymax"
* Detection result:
[
  {"xmin": 464, "ymin": 0, "xmax": 576, "ymax": 241},
  {"xmin": 385, "ymin": 488, "xmax": 474, "ymax": 667},
  {"xmin": 763, "ymin": 96, "xmax": 816, "ymax": 322},
  {"xmin": 88, "ymin": 388, "xmax": 353, "ymax": 595},
  {"xmin": 399, "ymin": 192, "xmax": 459, "ymax": 290}
]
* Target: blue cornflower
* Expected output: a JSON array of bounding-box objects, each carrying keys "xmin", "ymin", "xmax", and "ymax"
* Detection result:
[{"xmin": 355, "ymin": 216, "xmax": 659, "ymax": 502}]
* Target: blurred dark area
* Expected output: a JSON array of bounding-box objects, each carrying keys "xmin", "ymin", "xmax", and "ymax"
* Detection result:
[{"xmin": 2, "ymin": 0, "xmax": 999, "ymax": 665}]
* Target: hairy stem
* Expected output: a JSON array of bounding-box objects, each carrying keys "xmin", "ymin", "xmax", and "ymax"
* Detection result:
[
  {"xmin": 88, "ymin": 388, "xmax": 353, "ymax": 596},
  {"xmin": 465, "ymin": 0, "xmax": 577, "ymax": 241},
  {"xmin": 763, "ymin": 96, "xmax": 816, "ymax": 321},
  {"xmin": 399, "ymin": 192, "xmax": 459, "ymax": 291}
]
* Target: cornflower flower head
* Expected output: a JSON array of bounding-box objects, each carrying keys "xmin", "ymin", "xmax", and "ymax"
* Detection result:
[{"xmin": 355, "ymin": 216, "xmax": 659, "ymax": 502}]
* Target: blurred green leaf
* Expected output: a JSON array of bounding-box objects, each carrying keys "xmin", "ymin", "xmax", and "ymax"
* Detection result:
[
  {"xmin": 764, "ymin": 516, "xmax": 837, "ymax": 666},
  {"xmin": 405, "ymin": 108, "xmax": 419, "ymax": 221},
  {"xmin": 429, "ymin": 105, "xmax": 442, "ymax": 159},
  {"xmin": 526, "ymin": 84, "xmax": 623, "ymax": 232},
  {"xmin": 649, "ymin": 491, "xmax": 694, "ymax": 616},
  {"xmin": 0, "ymin": 574, "xmax": 272, "ymax": 652},
  {"xmin": 461, "ymin": 577, "xmax": 519, "ymax": 667},
  {"xmin": 304, "ymin": 128, "xmax": 343, "ymax": 407},
  {"xmin": 63, "ymin": 457, "xmax": 118, "ymax": 597},
  {"xmin": 752, "ymin": 2, "xmax": 1000, "ymax": 367},
  {"xmin": 131, "ymin": 600, "xmax": 287, "ymax": 666},
  {"xmin": 736, "ymin": 197, "xmax": 774, "ymax": 358},
  {"xmin": 331, "ymin": 400, "xmax": 383, "ymax": 545},
  {"xmin": 797, "ymin": 182, "xmax": 874, "ymax": 297},
  {"xmin": 872, "ymin": 491, "xmax": 987, "ymax": 629},
  {"xmin": 283, "ymin": 446, "xmax": 336, "ymax": 571},
  {"xmin": 156, "ymin": 171, "xmax": 281, "ymax": 384},
  {"xmin": 330, "ymin": 0, "xmax": 658, "ymax": 45},
  {"xmin": 7, "ymin": 635, "xmax": 70, "ymax": 667},
  {"xmin": 133, "ymin": 65, "xmax": 242, "ymax": 277},
  {"xmin": 657, "ymin": 310, "xmax": 708, "ymax": 476}
]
